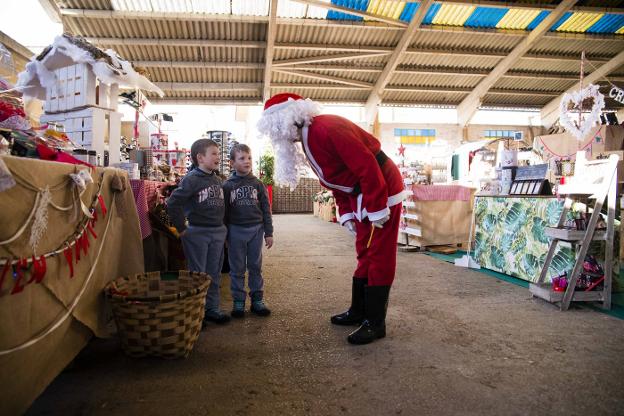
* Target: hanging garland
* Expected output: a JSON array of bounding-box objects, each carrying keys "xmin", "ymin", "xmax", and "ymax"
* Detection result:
[
  {"xmin": 0, "ymin": 200, "xmax": 115, "ymax": 356},
  {"xmin": 0, "ymin": 170, "xmax": 109, "ymax": 297},
  {"xmin": 559, "ymin": 84, "xmax": 605, "ymax": 142}
]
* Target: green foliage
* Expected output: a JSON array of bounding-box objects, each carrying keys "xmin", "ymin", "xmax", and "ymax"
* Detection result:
[
  {"xmin": 258, "ymin": 153, "xmax": 274, "ymax": 186},
  {"xmin": 473, "ymin": 197, "xmax": 575, "ymax": 282}
]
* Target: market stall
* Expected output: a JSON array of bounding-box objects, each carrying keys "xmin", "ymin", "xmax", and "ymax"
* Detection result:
[
  {"xmin": 0, "ymin": 156, "xmax": 143, "ymax": 415},
  {"xmin": 399, "ymin": 184, "xmax": 474, "ymax": 249},
  {"xmin": 472, "ymin": 196, "xmax": 574, "ymax": 282}
]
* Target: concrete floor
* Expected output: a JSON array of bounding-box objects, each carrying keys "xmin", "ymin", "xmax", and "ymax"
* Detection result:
[{"xmin": 29, "ymin": 214, "xmax": 624, "ymax": 416}]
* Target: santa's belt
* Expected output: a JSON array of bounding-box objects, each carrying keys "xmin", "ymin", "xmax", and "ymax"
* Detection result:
[{"xmin": 352, "ymin": 151, "xmax": 388, "ymax": 195}]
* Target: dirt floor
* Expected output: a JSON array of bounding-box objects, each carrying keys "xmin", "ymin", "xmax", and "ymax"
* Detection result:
[{"xmin": 28, "ymin": 214, "xmax": 624, "ymax": 416}]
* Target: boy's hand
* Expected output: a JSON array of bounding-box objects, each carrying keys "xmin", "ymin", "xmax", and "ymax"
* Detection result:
[{"xmin": 265, "ymin": 236, "xmax": 274, "ymax": 249}]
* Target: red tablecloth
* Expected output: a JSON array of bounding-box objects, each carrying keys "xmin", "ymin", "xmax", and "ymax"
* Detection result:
[
  {"xmin": 410, "ymin": 184, "xmax": 473, "ymax": 201},
  {"xmin": 130, "ymin": 179, "xmax": 164, "ymax": 239}
]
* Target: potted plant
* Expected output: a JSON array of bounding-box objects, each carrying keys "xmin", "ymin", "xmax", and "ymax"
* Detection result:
[{"xmin": 259, "ymin": 153, "xmax": 274, "ymax": 209}]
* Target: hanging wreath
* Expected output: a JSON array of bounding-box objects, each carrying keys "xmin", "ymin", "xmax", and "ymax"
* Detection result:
[{"xmin": 559, "ymin": 84, "xmax": 605, "ymax": 142}]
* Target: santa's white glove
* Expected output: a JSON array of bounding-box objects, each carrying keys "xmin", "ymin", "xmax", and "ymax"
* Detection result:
[
  {"xmin": 344, "ymin": 220, "xmax": 356, "ymax": 236},
  {"xmin": 371, "ymin": 215, "xmax": 390, "ymax": 229}
]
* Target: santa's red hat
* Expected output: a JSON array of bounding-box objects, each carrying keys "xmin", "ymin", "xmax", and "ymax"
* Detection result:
[{"xmin": 263, "ymin": 93, "xmax": 304, "ymax": 115}]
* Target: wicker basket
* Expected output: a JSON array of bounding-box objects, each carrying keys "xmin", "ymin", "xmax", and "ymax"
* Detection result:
[{"xmin": 105, "ymin": 270, "xmax": 211, "ymax": 359}]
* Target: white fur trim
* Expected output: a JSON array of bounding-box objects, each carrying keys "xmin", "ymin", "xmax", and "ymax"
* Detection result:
[
  {"xmin": 388, "ymin": 190, "xmax": 410, "ymax": 207},
  {"xmin": 301, "ymin": 126, "xmax": 355, "ymax": 194},
  {"xmin": 366, "ymin": 207, "xmax": 391, "ymax": 222},
  {"xmin": 263, "ymin": 98, "xmax": 297, "ymax": 116},
  {"xmin": 339, "ymin": 212, "xmax": 355, "ymax": 225}
]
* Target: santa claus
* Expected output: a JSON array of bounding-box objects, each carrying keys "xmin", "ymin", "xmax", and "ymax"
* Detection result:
[{"xmin": 257, "ymin": 93, "xmax": 406, "ymax": 345}]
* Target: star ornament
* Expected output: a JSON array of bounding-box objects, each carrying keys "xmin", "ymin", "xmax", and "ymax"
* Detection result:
[{"xmin": 398, "ymin": 144, "xmax": 406, "ymax": 157}]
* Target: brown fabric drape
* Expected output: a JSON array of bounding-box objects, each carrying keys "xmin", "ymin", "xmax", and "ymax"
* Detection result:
[{"xmin": 0, "ymin": 155, "xmax": 144, "ymax": 415}]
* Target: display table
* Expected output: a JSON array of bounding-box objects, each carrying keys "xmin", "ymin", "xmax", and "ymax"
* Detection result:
[
  {"xmin": 473, "ymin": 196, "xmax": 574, "ymax": 282},
  {"xmin": 399, "ymin": 184, "xmax": 474, "ymax": 248},
  {"xmin": 0, "ymin": 156, "xmax": 144, "ymax": 415},
  {"xmin": 130, "ymin": 179, "xmax": 165, "ymax": 239}
]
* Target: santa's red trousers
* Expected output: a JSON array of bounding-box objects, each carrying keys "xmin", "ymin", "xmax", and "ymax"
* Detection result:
[{"xmin": 353, "ymin": 203, "xmax": 401, "ymax": 286}]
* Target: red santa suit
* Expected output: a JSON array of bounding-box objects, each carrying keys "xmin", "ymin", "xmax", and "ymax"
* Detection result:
[{"xmin": 302, "ymin": 114, "xmax": 406, "ymax": 286}]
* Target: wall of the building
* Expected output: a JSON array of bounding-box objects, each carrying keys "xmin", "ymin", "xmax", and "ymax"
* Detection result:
[{"xmin": 366, "ymin": 122, "xmax": 545, "ymax": 164}]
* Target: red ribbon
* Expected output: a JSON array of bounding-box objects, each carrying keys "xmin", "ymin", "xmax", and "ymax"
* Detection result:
[
  {"xmin": 75, "ymin": 236, "xmax": 81, "ymax": 263},
  {"xmin": 64, "ymin": 246, "xmax": 74, "ymax": 278},
  {"xmin": 87, "ymin": 222, "xmax": 97, "ymax": 239},
  {"xmin": 11, "ymin": 258, "xmax": 28, "ymax": 295},
  {"xmin": 27, "ymin": 255, "xmax": 47, "ymax": 284},
  {"xmin": 0, "ymin": 259, "xmax": 12, "ymax": 295},
  {"xmin": 97, "ymin": 194, "xmax": 107, "ymax": 216}
]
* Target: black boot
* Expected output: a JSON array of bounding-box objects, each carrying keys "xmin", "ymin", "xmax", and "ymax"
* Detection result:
[
  {"xmin": 331, "ymin": 277, "xmax": 366, "ymax": 326},
  {"xmin": 347, "ymin": 285, "xmax": 390, "ymax": 345}
]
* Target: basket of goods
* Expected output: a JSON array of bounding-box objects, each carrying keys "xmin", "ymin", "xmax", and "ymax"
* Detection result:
[{"xmin": 105, "ymin": 270, "xmax": 211, "ymax": 359}]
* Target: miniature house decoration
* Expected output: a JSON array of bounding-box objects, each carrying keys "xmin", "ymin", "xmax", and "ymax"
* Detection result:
[{"xmin": 16, "ymin": 34, "xmax": 163, "ymax": 165}]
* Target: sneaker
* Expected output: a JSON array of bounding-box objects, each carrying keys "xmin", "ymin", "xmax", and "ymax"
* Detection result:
[
  {"xmin": 231, "ymin": 301, "xmax": 245, "ymax": 318},
  {"xmin": 202, "ymin": 310, "xmax": 231, "ymax": 327},
  {"xmin": 250, "ymin": 300, "xmax": 271, "ymax": 317}
]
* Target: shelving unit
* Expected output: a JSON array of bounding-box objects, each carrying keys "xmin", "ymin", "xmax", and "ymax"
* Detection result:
[{"xmin": 529, "ymin": 154, "xmax": 619, "ymax": 311}]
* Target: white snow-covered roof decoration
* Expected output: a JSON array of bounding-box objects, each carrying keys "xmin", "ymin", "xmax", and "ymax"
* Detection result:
[{"xmin": 16, "ymin": 34, "xmax": 164, "ymax": 100}]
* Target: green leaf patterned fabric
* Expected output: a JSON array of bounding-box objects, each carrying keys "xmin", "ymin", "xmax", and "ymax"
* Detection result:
[{"xmin": 473, "ymin": 197, "xmax": 574, "ymax": 282}]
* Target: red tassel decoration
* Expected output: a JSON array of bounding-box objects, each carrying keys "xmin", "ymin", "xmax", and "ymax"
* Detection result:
[
  {"xmin": 75, "ymin": 235, "xmax": 81, "ymax": 263},
  {"xmin": 64, "ymin": 246, "xmax": 74, "ymax": 278},
  {"xmin": 97, "ymin": 194, "xmax": 107, "ymax": 216},
  {"xmin": 87, "ymin": 222, "xmax": 97, "ymax": 239},
  {"xmin": 82, "ymin": 233, "xmax": 89, "ymax": 256},
  {"xmin": 0, "ymin": 259, "xmax": 12, "ymax": 295},
  {"xmin": 27, "ymin": 255, "xmax": 47, "ymax": 284}
]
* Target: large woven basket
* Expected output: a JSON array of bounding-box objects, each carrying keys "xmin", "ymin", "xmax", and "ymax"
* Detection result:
[{"xmin": 105, "ymin": 270, "xmax": 211, "ymax": 359}]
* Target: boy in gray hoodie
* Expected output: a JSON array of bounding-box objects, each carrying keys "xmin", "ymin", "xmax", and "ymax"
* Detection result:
[
  {"xmin": 167, "ymin": 138, "xmax": 230, "ymax": 325},
  {"xmin": 223, "ymin": 144, "xmax": 273, "ymax": 318}
]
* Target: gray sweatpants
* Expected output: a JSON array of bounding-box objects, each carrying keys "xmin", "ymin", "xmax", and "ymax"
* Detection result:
[
  {"xmin": 227, "ymin": 223, "xmax": 265, "ymax": 302},
  {"xmin": 181, "ymin": 224, "xmax": 227, "ymax": 312}
]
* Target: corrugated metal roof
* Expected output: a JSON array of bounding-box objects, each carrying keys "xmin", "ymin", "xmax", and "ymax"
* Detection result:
[
  {"xmin": 148, "ymin": 67, "xmax": 262, "ymax": 83},
  {"xmin": 40, "ymin": 1, "xmax": 624, "ymax": 110},
  {"xmin": 277, "ymin": 23, "xmax": 401, "ymax": 46},
  {"xmin": 497, "ymin": 9, "xmax": 542, "ymax": 30},
  {"xmin": 464, "ymin": 7, "xmax": 508, "ymax": 29},
  {"xmin": 366, "ymin": 0, "xmax": 406, "ymax": 20},
  {"xmin": 382, "ymin": 90, "xmax": 467, "ymax": 105},
  {"xmin": 588, "ymin": 14, "xmax": 624, "ymax": 34}
]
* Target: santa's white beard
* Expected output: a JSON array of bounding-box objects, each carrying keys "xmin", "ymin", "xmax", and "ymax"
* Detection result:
[
  {"xmin": 272, "ymin": 139, "xmax": 309, "ymax": 190},
  {"xmin": 257, "ymin": 98, "xmax": 321, "ymax": 189}
]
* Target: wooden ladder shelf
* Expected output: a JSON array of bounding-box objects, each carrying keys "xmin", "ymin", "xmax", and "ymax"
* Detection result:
[{"xmin": 529, "ymin": 154, "xmax": 619, "ymax": 311}]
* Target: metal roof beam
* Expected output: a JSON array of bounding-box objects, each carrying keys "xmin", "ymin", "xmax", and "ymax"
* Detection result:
[
  {"xmin": 264, "ymin": 0, "xmax": 279, "ymax": 102},
  {"xmin": 134, "ymin": 61, "xmax": 264, "ymax": 69},
  {"xmin": 456, "ymin": 0, "xmax": 578, "ymax": 126},
  {"xmin": 39, "ymin": 0, "xmax": 62, "ymax": 23},
  {"xmin": 0, "ymin": 31, "xmax": 34, "ymax": 61},
  {"xmin": 155, "ymin": 82, "xmax": 262, "ymax": 91},
  {"xmin": 86, "ymin": 37, "xmax": 613, "ymax": 64},
  {"xmin": 384, "ymin": 86, "xmax": 558, "ymax": 96},
  {"xmin": 271, "ymin": 83, "xmax": 369, "ymax": 90},
  {"xmin": 289, "ymin": 0, "xmax": 408, "ymax": 28},
  {"xmin": 273, "ymin": 52, "xmax": 390, "ymax": 66},
  {"xmin": 541, "ymin": 49, "xmax": 624, "ymax": 127},
  {"xmin": 86, "ymin": 38, "xmax": 265, "ymax": 48},
  {"xmin": 364, "ymin": 0, "xmax": 432, "ymax": 127},
  {"xmin": 282, "ymin": 65, "xmax": 624, "ymax": 81},
  {"xmin": 149, "ymin": 98, "xmax": 262, "ymax": 105},
  {"xmin": 61, "ymin": 9, "xmax": 269, "ymax": 22},
  {"xmin": 272, "ymin": 68, "xmax": 374, "ymax": 88}
]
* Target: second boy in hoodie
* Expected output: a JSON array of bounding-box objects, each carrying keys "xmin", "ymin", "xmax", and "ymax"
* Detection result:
[{"xmin": 223, "ymin": 144, "xmax": 273, "ymax": 318}]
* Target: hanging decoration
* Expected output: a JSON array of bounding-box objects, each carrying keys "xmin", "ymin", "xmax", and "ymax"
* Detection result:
[
  {"xmin": 559, "ymin": 84, "xmax": 605, "ymax": 142},
  {"xmin": 28, "ymin": 186, "xmax": 52, "ymax": 253}
]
